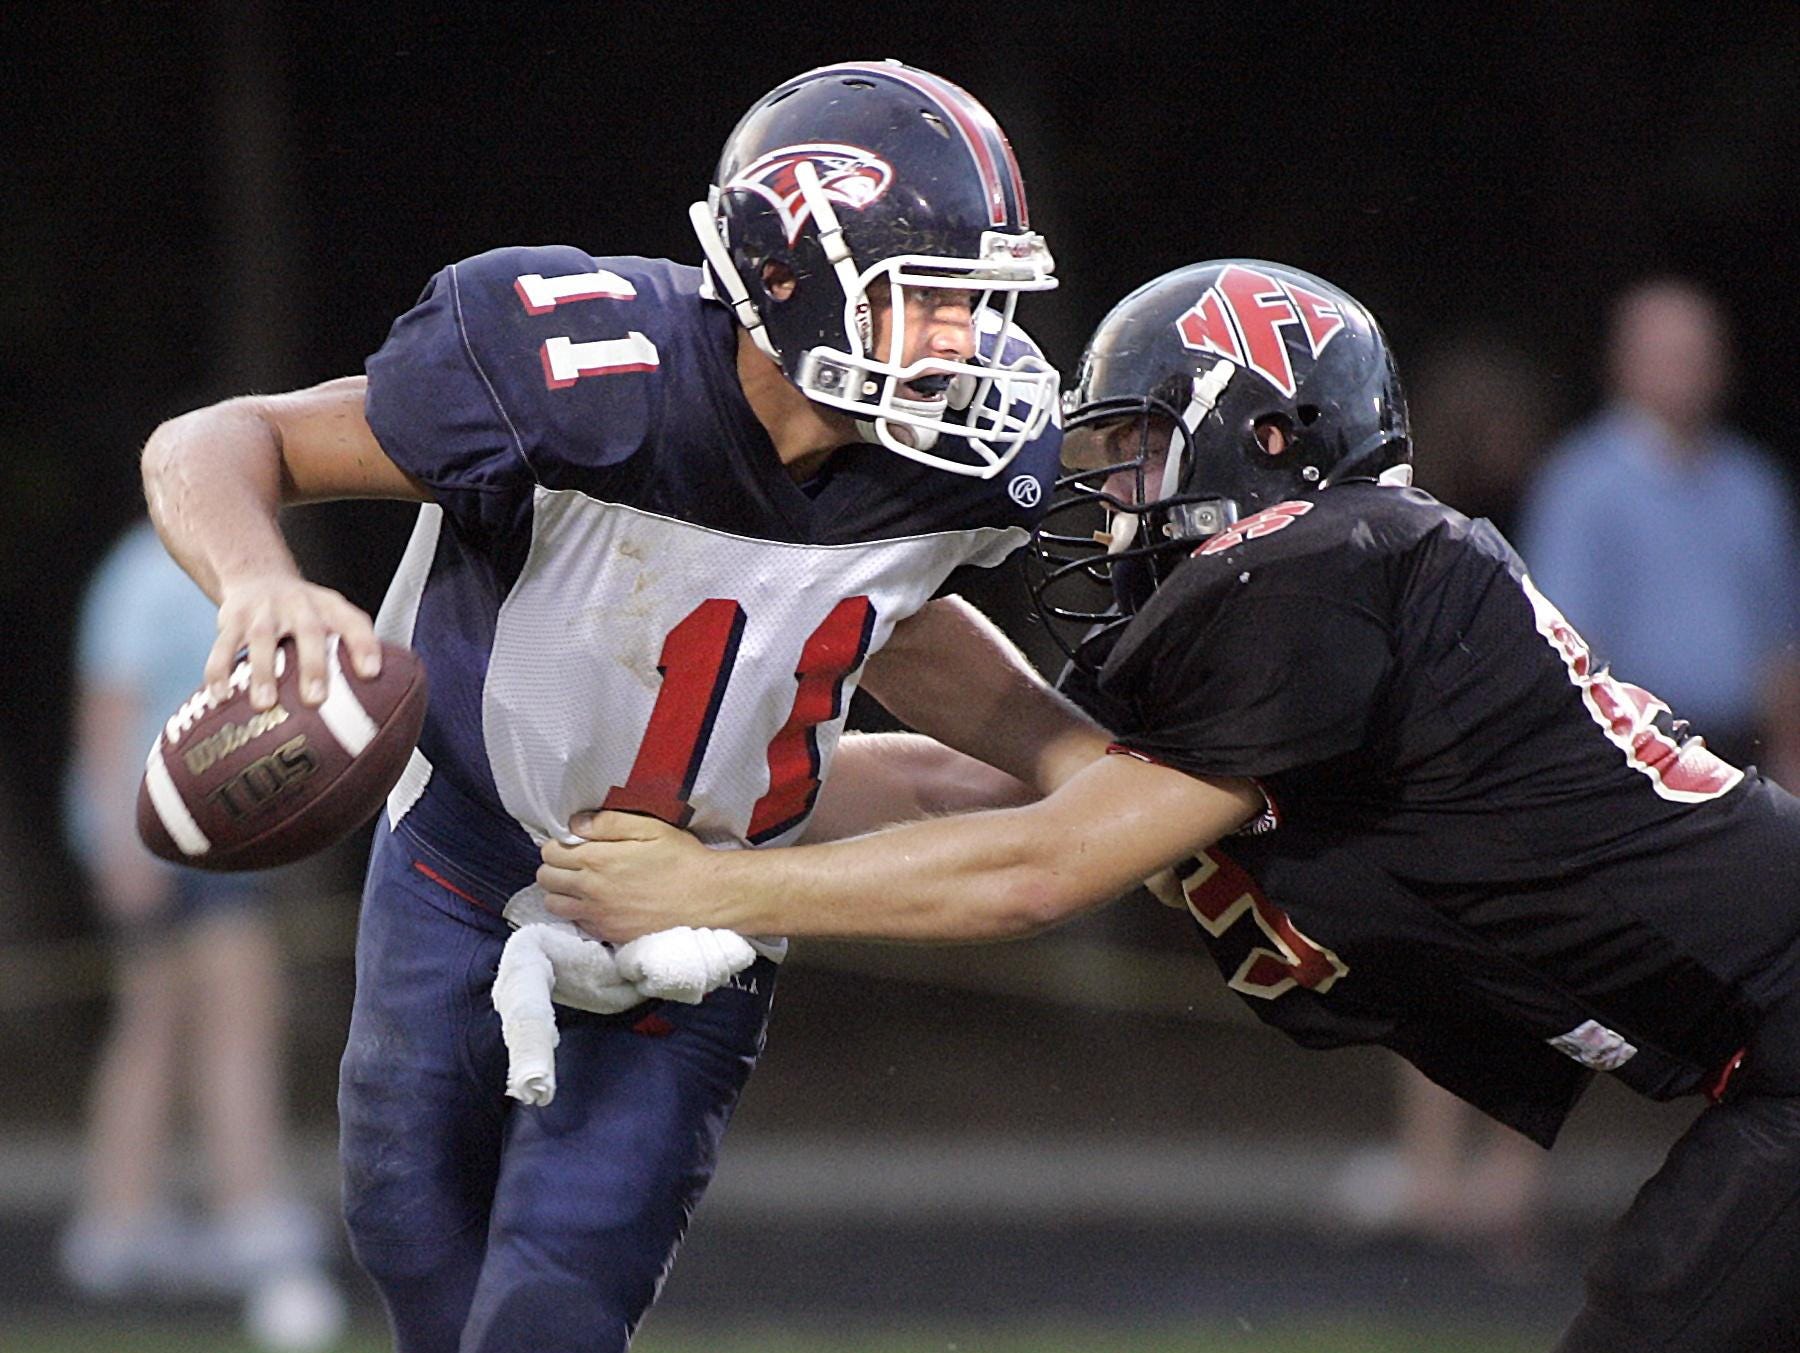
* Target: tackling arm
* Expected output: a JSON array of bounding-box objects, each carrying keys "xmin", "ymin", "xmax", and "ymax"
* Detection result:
[
  {"xmin": 541, "ymin": 751, "xmax": 1263, "ymax": 943},
  {"xmin": 799, "ymin": 731, "xmax": 1040, "ymax": 843},
  {"xmin": 798, "ymin": 596, "xmax": 1109, "ymax": 841},
  {"xmin": 858, "ymin": 595, "xmax": 1111, "ymax": 797}
]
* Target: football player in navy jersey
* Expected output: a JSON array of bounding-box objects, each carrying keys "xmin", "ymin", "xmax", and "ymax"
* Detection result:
[
  {"xmin": 140, "ymin": 62, "xmax": 1097, "ymax": 1353},
  {"xmin": 548, "ymin": 261, "xmax": 1800, "ymax": 1352}
]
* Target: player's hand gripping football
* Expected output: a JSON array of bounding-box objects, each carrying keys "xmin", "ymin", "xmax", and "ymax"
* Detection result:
[
  {"xmin": 210, "ymin": 573, "xmax": 383, "ymax": 710},
  {"xmin": 538, "ymin": 811, "xmax": 721, "ymax": 942}
]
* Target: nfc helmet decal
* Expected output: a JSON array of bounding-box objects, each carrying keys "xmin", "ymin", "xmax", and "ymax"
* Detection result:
[{"xmin": 1175, "ymin": 263, "xmax": 1348, "ymax": 398}]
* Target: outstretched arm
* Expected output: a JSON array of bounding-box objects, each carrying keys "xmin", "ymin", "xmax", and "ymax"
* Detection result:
[
  {"xmin": 541, "ymin": 751, "xmax": 1262, "ymax": 943},
  {"xmin": 141, "ymin": 376, "xmax": 427, "ymax": 708},
  {"xmin": 858, "ymin": 595, "xmax": 1109, "ymax": 798},
  {"xmin": 793, "ymin": 595, "xmax": 1110, "ymax": 843},
  {"xmin": 799, "ymin": 731, "xmax": 1040, "ymax": 843}
]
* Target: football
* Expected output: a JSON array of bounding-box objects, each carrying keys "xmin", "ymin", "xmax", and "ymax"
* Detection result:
[{"xmin": 137, "ymin": 637, "xmax": 428, "ymax": 872}]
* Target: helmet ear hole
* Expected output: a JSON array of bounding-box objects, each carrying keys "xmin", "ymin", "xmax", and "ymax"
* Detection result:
[
  {"xmin": 761, "ymin": 260, "xmax": 798, "ymax": 303},
  {"xmin": 1254, "ymin": 414, "xmax": 1293, "ymax": 456}
]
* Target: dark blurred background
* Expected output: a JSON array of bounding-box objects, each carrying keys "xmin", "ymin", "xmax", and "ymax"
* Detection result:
[
  {"xmin": 3, "ymin": 3, "xmax": 1798, "ymax": 1348},
  {"xmin": 8, "ymin": 0, "xmax": 1800, "ymax": 927}
]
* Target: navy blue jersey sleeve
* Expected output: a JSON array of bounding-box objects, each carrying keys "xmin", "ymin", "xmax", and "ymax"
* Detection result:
[
  {"xmin": 365, "ymin": 246, "xmax": 689, "ymax": 541},
  {"xmin": 364, "ymin": 258, "xmax": 536, "ymax": 543},
  {"xmin": 1101, "ymin": 543, "xmax": 1395, "ymax": 779}
]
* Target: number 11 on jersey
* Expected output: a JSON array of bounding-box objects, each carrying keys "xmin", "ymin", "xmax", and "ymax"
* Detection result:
[
  {"xmin": 515, "ymin": 267, "xmax": 662, "ymax": 388},
  {"xmin": 601, "ymin": 596, "xmax": 878, "ymax": 840}
]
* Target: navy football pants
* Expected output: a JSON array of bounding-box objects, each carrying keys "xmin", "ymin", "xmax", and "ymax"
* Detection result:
[
  {"xmin": 338, "ymin": 825, "xmax": 775, "ymax": 1353},
  {"xmin": 1555, "ymin": 1088, "xmax": 1800, "ymax": 1350}
]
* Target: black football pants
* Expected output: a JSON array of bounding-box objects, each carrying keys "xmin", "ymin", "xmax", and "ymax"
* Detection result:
[{"xmin": 1554, "ymin": 1088, "xmax": 1800, "ymax": 1352}]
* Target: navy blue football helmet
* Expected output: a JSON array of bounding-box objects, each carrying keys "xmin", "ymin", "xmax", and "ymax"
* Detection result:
[
  {"xmin": 1031, "ymin": 260, "xmax": 1411, "ymax": 669},
  {"xmin": 691, "ymin": 61, "xmax": 1058, "ymax": 478}
]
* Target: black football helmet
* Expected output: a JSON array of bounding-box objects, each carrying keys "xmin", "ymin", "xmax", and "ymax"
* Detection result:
[
  {"xmin": 1031, "ymin": 260, "xmax": 1411, "ymax": 670},
  {"xmin": 691, "ymin": 61, "xmax": 1058, "ymax": 478}
]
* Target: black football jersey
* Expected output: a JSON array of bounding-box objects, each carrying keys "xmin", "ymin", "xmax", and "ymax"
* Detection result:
[{"xmin": 1094, "ymin": 484, "xmax": 1800, "ymax": 1145}]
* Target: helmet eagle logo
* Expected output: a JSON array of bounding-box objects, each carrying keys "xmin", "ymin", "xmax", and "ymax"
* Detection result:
[{"xmin": 724, "ymin": 142, "xmax": 895, "ymax": 246}]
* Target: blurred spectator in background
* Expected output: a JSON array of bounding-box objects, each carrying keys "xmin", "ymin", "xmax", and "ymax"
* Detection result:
[
  {"xmin": 1337, "ymin": 338, "xmax": 1557, "ymax": 1271},
  {"xmin": 61, "ymin": 517, "xmax": 344, "ymax": 1351},
  {"xmin": 1518, "ymin": 278, "xmax": 1800, "ymax": 778},
  {"xmin": 1407, "ymin": 331, "xmax": 1558, "ymax": 540},
  {"xmin": 1333, "ymin": 1059, "xmax": 1548, "ymax": 1276}
]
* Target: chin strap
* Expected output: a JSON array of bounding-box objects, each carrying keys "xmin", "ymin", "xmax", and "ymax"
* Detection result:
[
  {"xmin": 852, "ymin": 407, "xmax": 942, "ymax": 454},
  {"xmin": 1164, "ymin": 359, "xmax": 1236, "ymax": 500},
  {"xmin": 689, "ymin": 196, "xmax": 779, "ymax": 363},
  {"xmin": 793, "ymin": 161, "xmax": 871, "ymax": 353},
  {"xmin": 1106, "ymin": 359, "xmax": 1237, "ymax": 555}
]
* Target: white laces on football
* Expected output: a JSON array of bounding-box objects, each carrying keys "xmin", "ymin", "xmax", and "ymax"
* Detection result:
[{"xmin": 164, "ymin": 649, "xmax": 288, "ymax": 745}]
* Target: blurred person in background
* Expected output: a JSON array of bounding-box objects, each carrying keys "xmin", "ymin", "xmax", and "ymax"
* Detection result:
[
  {"xmin": 1332, "ymin": 1059, "xmax": 1549, "ymax": 1275},
  {"xmin": 1518, "ymin": 278, "xmax": 1800, "ymax": 779},
  {"xmin": 1336, "ymin": 334, "xmax": 1559, "ymax": 1272},
  {"xmin": 1407, "ymin": 331, "xmax": 1557, "ymax": 541},
  {"xmin": 63, "ymin": 516, "xmax": 345, "ymax": 1350}
]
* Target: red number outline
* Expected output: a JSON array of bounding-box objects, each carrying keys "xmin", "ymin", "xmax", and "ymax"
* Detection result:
[
  {"xmin": 517, "ymin": 267, "xmax": 662, "ymax": 389},
  {"xmin": 603, "ymin": 597, "xmax": 876, "ymax": 836},
  {"xmin": 1521, "ymin": 575, "xmax": 1742, "ymax": 803},
  {"xmin": 1195, "ymin": 500, "xmax": 1313, "ymax": 556},
  {"xmin": 1179, "ymin": 850, "xmax": 1347, "ymax": 999}
]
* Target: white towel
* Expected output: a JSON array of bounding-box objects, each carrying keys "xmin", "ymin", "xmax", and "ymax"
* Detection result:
[
  {"xmin": 492, "ymin": 887, "xmax": 757, "ymax": 1106},
  {"xmin": 492, "ymin": 927, "xmax": 560, "ymax": 1106},
  {"xmin": 615, "ymin": 926, "xmax": 758, "ymax": 1006}
]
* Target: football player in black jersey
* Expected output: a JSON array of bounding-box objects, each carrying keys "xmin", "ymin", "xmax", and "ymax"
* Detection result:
[{"xmin": 547, "ymin": 261, "xmax": 1800, "ymax": 1352}]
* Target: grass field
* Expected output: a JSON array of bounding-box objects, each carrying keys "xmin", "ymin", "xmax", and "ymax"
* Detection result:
[{"xmin": 0, "ymin": 1314, "xmax": 1548, "ymax": 1352}]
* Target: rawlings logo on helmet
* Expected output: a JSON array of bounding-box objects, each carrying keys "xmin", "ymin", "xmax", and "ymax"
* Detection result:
[
  {"xmin": 1174, "ymin": 264, "xmax": 1348, "ymax": 399},
  {"xmin": 724, "ymin": 142, "xmax": 895, "ymax": 246}
]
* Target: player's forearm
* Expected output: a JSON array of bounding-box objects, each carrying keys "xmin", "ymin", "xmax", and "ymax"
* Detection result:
[
  {"xmin": 802, "ymin": 732, "xmax": 1037, "ymax": 843},
  {"xmin": 547, "ymin": 751, "xmax": 1260, "ymax": 945},
  {"xmin": 711, "ymin": 802, "xmax": 1103, "ymax": 941},
  {"xmin": 701, "ymin": 752, "xmax": 1264, "ymax": 943},
  {"xmin": 142, "ymin": 400, "xmax": 300, "ymax": 603},
  {"xmin": 863, "ymin": 596, "xmax": 1110, "ymax": 796}
]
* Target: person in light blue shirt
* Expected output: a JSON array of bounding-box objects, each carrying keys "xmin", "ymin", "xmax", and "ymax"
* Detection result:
[
  {"xmin": 1518, "ymin": 278, "xmax": 1800, "ymax": 771},
  {"xmin": 62, "ymin": 517, "xmax": 343, "ymax": 1347},
  {"xmin": 67, "ymin": 518, "xmax": 234, "ymax": 853}
]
